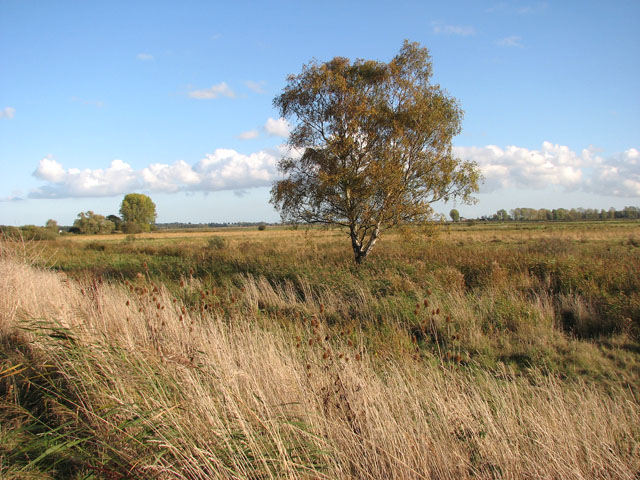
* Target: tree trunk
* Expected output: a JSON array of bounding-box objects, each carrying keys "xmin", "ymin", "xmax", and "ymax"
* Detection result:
[{"xmin": 350, "ymin": 226, "xmax": 380, "ymax": 264}]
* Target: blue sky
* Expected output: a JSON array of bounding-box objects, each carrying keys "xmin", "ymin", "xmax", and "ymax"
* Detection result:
[{"xmin": 1, "ymin": 0, "xmax": 638, "ymax": 225}]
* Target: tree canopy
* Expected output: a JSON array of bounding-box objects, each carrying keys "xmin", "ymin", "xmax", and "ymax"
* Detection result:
[
  {"xmin": 73, "ymin": 211, "xmax": 115, "ymax": 235},
  {"xmin": 119, "ymin": 194, "xmax": 157, "ymax": 232},
  {"xmin": 271, "ymin": 41, "xmax": 480, "ymax": 263}
]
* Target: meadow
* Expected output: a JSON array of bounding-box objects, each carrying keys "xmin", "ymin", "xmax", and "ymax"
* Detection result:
[{"xmin": 1, "ymin": 221, "xmax": 639, "ymax": 478}]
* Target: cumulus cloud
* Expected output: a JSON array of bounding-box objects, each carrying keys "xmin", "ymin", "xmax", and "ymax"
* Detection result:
[
  {"xmin": 245, "ymin": 80, "xmax": 266, "ymax": 94},
  {"xmin": 28, "ymin": 142, "xmax": 640, "ymax": 200},
  {"xmin": 264, "ymin": 117, "xmax": 290, "ymax": 137},
  {"xmin": 432, "ymin": 22, "xmax": 476, "ymax": 36},
  {"xmin": 497, "ymin": 36, "xmax": 524, "ymax": 47},
  {"xmin": 188, "ymin": 82, "xmax": 236, "ymax": 99},
  {"xmin": 32, "ymin": 158, "xmax": 140, "ymax": 198},
  {"xmin": 455, "ymin": 142, "xmax": 640, "ymax": 197},
  {"xmin": 137, "ymin": 53, "xmax": 154, "ymax": 60},
  {"xmin": 30, "ymin": 148, "xmax": 286, "ymax": 199},
  {"xmin": 0, "ymin": 107, "xmax": 15, "ymax": 119},
  {"xmin": 237, "ymin": 129, "xmax": 260, "ymax": 140},
  {"xmin": 587, "ymin": 148, "xmax": 640, "ymax": 197}
]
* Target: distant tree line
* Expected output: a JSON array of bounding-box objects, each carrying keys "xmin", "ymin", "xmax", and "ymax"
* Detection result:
[
  {"xmin": 156, "ymin": 222, "xmax": 273, "ymax": 229},
  {"xmin": 474, "ymin": 206, "xmax": 640, "ymax": 222}
]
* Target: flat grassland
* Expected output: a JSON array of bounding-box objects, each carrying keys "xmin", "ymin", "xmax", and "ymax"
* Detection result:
[{"xmin": 1, "ymin": 221, "xmax": 639, "ymax": 478}]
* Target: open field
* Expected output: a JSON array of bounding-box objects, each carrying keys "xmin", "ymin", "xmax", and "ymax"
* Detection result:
[{"xmin": 1, "ymin": 221, "xmax": 639, "ymax": 478}]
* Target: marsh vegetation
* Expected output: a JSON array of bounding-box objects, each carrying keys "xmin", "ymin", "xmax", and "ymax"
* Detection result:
[{"xmin": 1, "ymin": 221, "xmax": 639, "ymax": 478}]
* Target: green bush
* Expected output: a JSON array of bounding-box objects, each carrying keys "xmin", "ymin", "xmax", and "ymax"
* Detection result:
[
  {"xmin": 0, "ymin": 225, "xmax": 58, "ymax": 241},
  {"xmin": 207, "ymin": 236, "xmax": 227, "ymax": 250},
  {"xmin": 122, "ymin": 222, "xmax": 143, "ymax": 234}
]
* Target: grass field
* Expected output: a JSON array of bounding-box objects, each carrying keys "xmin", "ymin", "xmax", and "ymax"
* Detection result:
[{"xmin": 1, "ymin": 221, "xmax": 639, "ymax": 478}]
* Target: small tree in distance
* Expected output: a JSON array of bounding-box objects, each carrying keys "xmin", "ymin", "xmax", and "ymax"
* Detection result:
[
  {"xmin": 449, "ymin": 209, "xmax": 460, "ymax": 222},
  {"xmin": 271, "ymin": 41, "xmax": 480, "ymax": 263},
  {"xmin": 120, "ymin": 194, "xmax": 156, "ymax": 232},
  {"xmin": 45, "ymin": 219, "xmax": 58, "ymax": 231}
]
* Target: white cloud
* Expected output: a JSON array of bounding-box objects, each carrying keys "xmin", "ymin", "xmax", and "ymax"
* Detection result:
[
  {"xmin": 455, "ymin": 142, "xmax": 640, "ymax": 197},
  {"xmin": 34, "ymin": 156, "xmax": 67, "ymax": 182},
  {"xmin": 497, "ymin": 36, "xmax": 524, "ymax": 47},
  {"xmin": 32, "ymin": 158, "xmax": 140, "ymax": 198},
  {"xmin": 264, "ymin": 117, "xmax": 290, "ymax": 137},
  {"xmin": 237, "ymin": 129, "xmax": 260, "ymax": 140},
  {"xmin": 0, "ymin": 107, "xmax": 15, "ymax": 119},
  {"xmin": 188, "ymin": 82, "xmax": 236, "ymax": 99},
  {"xmin": 28, "ymin": 143, "xmax": 640, "ymax": 200},
  {"xmin": 587, "ymin": 148, "xmax": 640, "ymax": 197},
  {"xmin": 432, "ymin": 22, "xmax": 476, "ymax": 36},
  {"xmin": 0, "ymin": 190, "xmax": 24, "ymax": 202},
  {"xmin": 71, "ymin": 97, "xmax": 104, "ymax": 108},
  {"xmin": 518, "ymin": 3, "xmax": 548, "ymax": 15},
  {"xmin": 137, "ymin": 53, "xmax": 154, "ymax": 61},
  {"xmin": 30, "ymin": 148, "xmax": 285, "ymax": 198},
  {"xmin": 245, "ymin": 80, "xmax": 266, "ymax": 94}
]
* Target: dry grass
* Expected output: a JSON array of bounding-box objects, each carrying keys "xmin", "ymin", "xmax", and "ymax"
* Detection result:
[{"xmin": 1, "ymin": 240, "xmax": 639, "ymax": 479}]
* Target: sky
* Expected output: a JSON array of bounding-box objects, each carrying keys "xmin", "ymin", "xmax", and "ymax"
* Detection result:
[{"xmin": 1, "ymin": 0, "xmax": 639, "ymax": 225}]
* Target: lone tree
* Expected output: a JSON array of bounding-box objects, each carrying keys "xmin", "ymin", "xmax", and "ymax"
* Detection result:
[
  {"xmin": 449, "ymin": 209, "xmax": 460, "ymax": 222},
  {"xmin": 120, "ymin": 193, "xmax": 156, "ymax": 232},
  {"xmin": 271, "ymin": 41, "xmax": 480, "ymax": 263}
]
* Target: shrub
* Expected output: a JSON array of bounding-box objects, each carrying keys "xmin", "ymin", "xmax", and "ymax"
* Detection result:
[
  {"xmin": 258, "ymin": 224, "xmax": 267, "ymax": 231},
  {"xmin": 207, "ymin": 236, "xmax": 227, "ymax": 250},
  {"xmin": 122, "ymin": 222, "xmax": 143, "ymax": 234}
]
